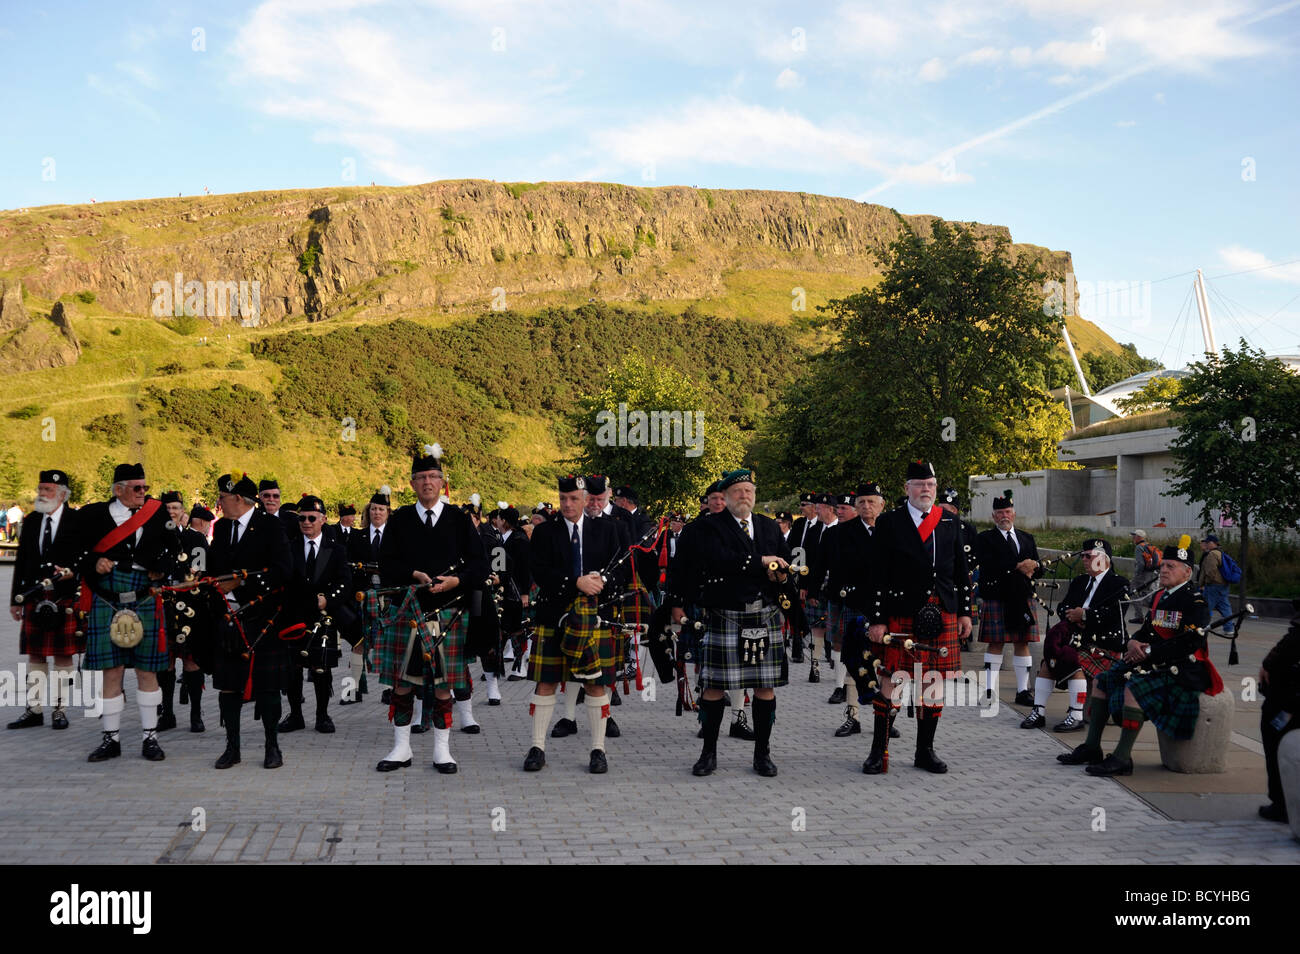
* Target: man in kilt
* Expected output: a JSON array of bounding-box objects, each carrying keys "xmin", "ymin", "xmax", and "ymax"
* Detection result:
[
  {"xmin": 375, "ymin": 446, "xmax": 487, "ymax": 774},
  {"xmin": 814, "ymin": 492, "xmax": 857, "ymax": 710},
  {"xmin": 207, "ymin": 473, "xmax": 293, "ymax": 769},
  {"xmin": 1027, "ymin": 538, "xmax": 1128, "ymax": 732},
  {"xmin": 8, "ymin": 469, "xmax": 82, "ymax": 731},
  {"xmin": 974, "ymin": 491, "xmax": 1042, "ymax": 707},
  {"xmin": 77, "ymin": 463, "xmax": 180, "ymax": 763},
  {"xmin": 1058, "ymin": 537, "xmax": 1217, "ymax": 776},
  {"xmin": 343, "ymin": 487, "xmax": 391, "ymax": 706},
  {"xmin": 799, "ymin": 493, "xmax": 832, "ymax": 683},
  {"xmin": 172, "ymin": 504, "xmax": 214, "ymax": 733},
  {"xmin": 522, "ymin": 474, "xmax": 626, "ymax": 773},
  {"xmin": 863, "ymin": 460, "xmax": 972, "ymax": 775},
  {"xmin": 672, "ymin": 468, "xmax": 789, "ymax": 778}
]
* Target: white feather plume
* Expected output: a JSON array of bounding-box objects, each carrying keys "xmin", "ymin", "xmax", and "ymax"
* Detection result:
[
  {"xmin": 498, "ymin": 500, "xmax": 508, "ymax": 510},
  {"xmin": 379, "ymin": 485, "xmax": 391, "ymax": 496},
  {"xmin": 470, "ymin": 492, "xmax": 481, "ymax": 507},
  {"xmin": 430, "ymin": 442, "xmax": 443, "ymax": 460}
]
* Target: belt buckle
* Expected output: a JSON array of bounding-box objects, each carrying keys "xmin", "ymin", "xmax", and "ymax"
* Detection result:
[
  {"xmin": 120, "ymin": 590, "xmax": 137, "ymax": 605},
  {"xmin": 744, "ymin": 600, "xmax": 763, "ymax": 613}
]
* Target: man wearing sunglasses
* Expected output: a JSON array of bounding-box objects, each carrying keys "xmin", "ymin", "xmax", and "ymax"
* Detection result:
[
  {"xmin": 278, "ymin": 496, "xmax": 355, "ymax": 736},
  {"xmin": 77, "ymin": 463, "xmax": 180, "ymax": 764}
]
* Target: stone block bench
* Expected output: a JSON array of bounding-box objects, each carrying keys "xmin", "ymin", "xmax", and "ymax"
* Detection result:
[{"xmin": 1156, "ymin": 689, "xmax": 1233, "ymax": 773}]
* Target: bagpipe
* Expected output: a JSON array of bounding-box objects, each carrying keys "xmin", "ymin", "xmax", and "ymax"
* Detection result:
[
  {"xmin": 841, "ymin": 609, "xmax": 950, "ymax": 710},
  {"xmin": 13, "ymin": 565, "xmax": 80, "ymax": 634},
  {"xmin": 644, "ymin": 603, "xmax": 706, "ymax": 716},
  {"xmin": 1099, "ymin": 605, "xmax": 1252, "ymax": 691},
  {"xmin": 770, "ymin": 560, "xmax": 812, "ymax": 639}
]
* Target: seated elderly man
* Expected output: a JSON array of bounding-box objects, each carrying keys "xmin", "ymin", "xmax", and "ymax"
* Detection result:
[{"xmin": 1058, "ymin": 536, "xmax": 1217, "ymax": 777}]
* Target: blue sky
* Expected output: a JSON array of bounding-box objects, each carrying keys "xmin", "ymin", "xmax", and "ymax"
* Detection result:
[{"xmin": 3, "ymin": 0, "xmax": 1298, "ymax": 372}]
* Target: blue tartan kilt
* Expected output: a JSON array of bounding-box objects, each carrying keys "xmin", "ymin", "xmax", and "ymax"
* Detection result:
[
  {"xmin": 1096, "ymin": 665, "xmax": 1202, "ymax": 740},
  {"xmin": 698, "ymin": 603, "xmax": 787, "ymax": 691},
  {"xmin": 979, "ymin": 597, "xmax": 1039, "ymax": 644},
  {"xmin": 83, "ymin": 568, "xmax": 169, "ymax": 672}
]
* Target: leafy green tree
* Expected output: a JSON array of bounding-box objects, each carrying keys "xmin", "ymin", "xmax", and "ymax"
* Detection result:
[
  {"xmin": 1114, "ymin": 374, "xmax": 1182, "ymax": 414},
  {"xmin": 569, "ymin": 354, "xmax": 743, "ymax": 515},
  {"xmin": 756, "ymin": 220, "xmax": 1071, "ymax": 501},
  {"xmin": 0, "ymin": 450, "xmax": 23, "ymax": 501},
  {"xmin": 1165, "ymin": 341, "xmax": 1300, "ymax": 603}
]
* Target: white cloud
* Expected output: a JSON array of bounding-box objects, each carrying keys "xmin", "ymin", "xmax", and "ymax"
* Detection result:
[
  {"xmin": 918, "ymin": 58, "xmax": 947, "ymax": 82},
  {"xmin": 775, "ymin": 68, "xmax": 804, "ymax": 89},
  {"xmin": 1218, "ymin": 246, "xmax": 1300, "ymax": 283}
]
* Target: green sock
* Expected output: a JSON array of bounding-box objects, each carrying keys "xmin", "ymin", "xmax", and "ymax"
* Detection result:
[
  {"xmin": 1084, "ymin": 696, "xmax": 1108, "ymax": 749},
  {"xmin": 1111, "ymin": 707, "xmax": 1145, "ymax": 761}
]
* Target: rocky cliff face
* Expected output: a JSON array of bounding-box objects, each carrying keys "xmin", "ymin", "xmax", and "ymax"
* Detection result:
[
  {"xmin": 0, "ymin": 280, "xmax": 81, "ymax": 372},
  {"xmin": 0, "ymin": 180, "xmax": 1074, "ymax": 325}
]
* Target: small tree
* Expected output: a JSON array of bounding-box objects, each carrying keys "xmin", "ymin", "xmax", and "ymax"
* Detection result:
[
  {"xmin": 569, "ymin": 354, "xmax": 742, "ymax": 515},
  {"xmin": 1165, "ymin": 341, "xmax": 1300, "ymax": 606}
]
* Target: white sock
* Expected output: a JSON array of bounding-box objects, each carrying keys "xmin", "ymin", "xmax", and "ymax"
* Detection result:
[
  {"xmin": 836, "ymin": 661, "xmax": 847, "ymax": 689},
  {"xmin": 384, "ymin": 724, "xmax": 412, "ymax": 763},
  {"xmin": 138, "ymin": 688, "xmax": 162, "ymax": 736},
  {"xmin": 53, "ymin": 668, "xmax": 72, "ymax": 709},
  {"xmin": 984, "ymin": 653, "xmax": 1002, "ymax": 697},
  {"xmin": 102, "ymin": 693, "xmax": 125, "ymax": 740},
  {"xmin": 412, "ymin": 697, "xmax": 423, "ymax": 727},
  {"xmin": 27, "ymin": 661, "xmax": 49, "ymax": 713},
  {"xmin": 454, "ymin": 698, "xmax": 478, "ymax": 728},
  {"xmin": 812, "ymin": 634, "xmax": 825, "ymax": 662},
  {"xmin": 1067, "ymin": 678, "xmax": 1088, "ymax": 717},
  {"xmin": 844, "ymin": 674, "xmax": 859, "ymax": 720},
  {"xmin": 1012, "ymin": 655, "xmax": 1032, "ymax": 693},
  {"xmin": 431, "ymin": 726, "xmax": 455, "ymax": 766},
  {"xmin": 564, "ymin": 687, "xmax": 577, "ymax": 720},
  {"xmin": 530, "ymin": 694, "xmax": 555, "ymax": 750},
  {"xmin": 1033, "ymin": 676, "xmax": 1053, "ymax": 713},
  {"xmin": 586, "ymin": 691, "xmax": 609, "ymax": 753},
  {"xmin": 485, "ymin": 673, "xmax": 501, "ymax": 701}
]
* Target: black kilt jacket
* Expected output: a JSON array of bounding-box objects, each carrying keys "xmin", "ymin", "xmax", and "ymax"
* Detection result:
[
  {"xmin": 377, "ymin": 503, "xmax": 488, "ymax": 612},
  {"xmin": 1055, "ymin": 569, "xmax": 1130, "ymax": 652},
  {"xmin": 822, "ymin": 518, "xmax": 878, "ymax": 613},
  {"xmin": 973, "ymin": 527, "xmax": 1043, "ymax": 602},
  {"xmin": 529, "ymin": 514, "xmax": 626, "ymax": 626},
  {"xmin": 285, "ymin": 534, "xmax": 356, "ymax": 632},
  {"xmin": 867, "ymin": 505, "xmax": 972, "ymax": 625},
  {"xmin": 76, "ymin": 499, "xmax": 179, "ymax": 586},
  {"xmin": 669, "ymin": 510, "xmax": 790, "ymax": 612},
  {"xmin": 10, "ymin": 504, "xmax": 81, "ymax": 605},
  {"xmin": 207, "ymin": 509, "xmax": 293, "ymax": 637}
]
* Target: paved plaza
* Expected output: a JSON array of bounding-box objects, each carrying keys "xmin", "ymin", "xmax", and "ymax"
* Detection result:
[{"xmin": 1, "ymin": 566, "xmax": 1295, "ymax": 864}]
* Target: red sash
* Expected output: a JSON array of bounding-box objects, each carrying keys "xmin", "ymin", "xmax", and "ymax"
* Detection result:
[
  {"xmin": 917, "ymin": 507, "xmax": 942, "ymax": 542},
  {"xmin": 92, "ymin": 498, "xmax": 162, "ymax": 554}
]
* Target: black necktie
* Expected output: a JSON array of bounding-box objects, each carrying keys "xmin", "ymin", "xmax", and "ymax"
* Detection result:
[
  {"xmin": 374, "ymin": 529, "xmax": 382, "ymax": 550},
  {"xmin": 306, "ymin": 540, "xmax": 317, "ymax": 578},
  {"xmin": 571, "ymin": 523, "xmax": 582, "ymax": 577},
  {"xmin": 231, "ymin": 521, "xmax": 240, "ymax": 547},
  {"xmin": 41, "ymin": 515, "xmax": 53, "ymax": 556},
  {"xmin": 1005, "ymin": 530, "xmax": 1018, "ymax": 554},
  {"xmin": 1083, "ymin": 577, "xmax": 1097, "ymax": 607},
  {"xmin": 425, "ymin": 508, "xmax": 434, "ymax": 528}
]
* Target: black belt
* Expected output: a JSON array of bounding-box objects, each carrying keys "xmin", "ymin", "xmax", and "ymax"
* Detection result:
[{"xmin": 714, "ymin": 599, "xmax": 777, "ymax": 613}]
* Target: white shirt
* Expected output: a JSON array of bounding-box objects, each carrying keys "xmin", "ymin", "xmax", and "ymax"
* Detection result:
[
  {"xmin": 371, "ymin": 525, "xmax": 385, "ymax": 548},
  {"xmin": 303, "ymin": 534, "xmax": 322, "ymax": 563},
  {"xmin": 417, "ymin": 499, "xmax": 445, "ymax": 526},
  {"xmin": 230, "ymin": 506, "xmax": 254, "ymax": 544},
  {"xmin": 734, "ymin": 514, "xmax": 753, "ymax": 539},
  {"xmin": 108, "ymin": 499, "xmax": 145, "ymax": 544},
  {"xmin": 1081, "ymin": 569, "xmax": 1107, "ymax": 609},
  {"xmin": 501, "ymin": 529, "xmax": 513, "ymax": 543},
  {"xmin": 564, "ymin": 514, "xmax": 585, "ymax": 539},
  {"xmin": 601, "ymin": 503, "xmax": 614, "ymax": 517},
  {"xmin": 41, "ymin": 503, "xmax": 66, "ymax": 552},
  {"xmin": 1002, "ymin": 526, "xmax": 1020, "ymax": 554},
  {"xmin": 860, "ymin": 518, "xmax": 874, "ymax": 535}
]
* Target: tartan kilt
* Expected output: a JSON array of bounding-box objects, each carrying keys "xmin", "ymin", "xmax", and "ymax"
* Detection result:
[
  {"xmin": 368, "ymin": 591, "xmax": 471, "ymax": 693},
  {"xmin": 18, "ymin": 597, "xmax": 84, "ymax": 657},
  {"xmin": 619, "ymin": 584, "xmax": 656, "ymax": 627},
  {"xmin": 698, "ymin": 603, "xmax": 787, "ymax": 691},
  {"xmin": 826, "ymin": 600, "xmax": 849, "ymax": 651},
  {"xmin": 529, "ymin": 596, "xmax": 615, "ymax": 687},
  {"xmin": 83, "ymin": 568, "xmax": 169, "ymax": 672},
  {"xmin": 1097, "ymin": 666, "xmax": 1201, "ymax": 740},
  {"xmin": 805, "ymin": 595, "xmax": 826, "ymax": 629},
  {"xmin": 1078, "ymin": 646, "xmax": 1122, "ymax": 682},
  {"xmin": 978, "ymin": 598, "xmax": 1039, "ymax": 645},
  {"xmin": 884, "ymin": 605, "xmax": 962, "ymax": 675}
]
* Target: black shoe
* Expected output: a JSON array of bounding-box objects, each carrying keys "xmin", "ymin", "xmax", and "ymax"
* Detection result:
[
  {"xmin": 1020, "ymin": 711, "xmax": 1046, "ymax": 729},
  {"xmin": 1014, "ymin": 690, "xmax": 1035, "ymax": 706},
  {"xmin": 1057, "ymin": 743, "xmax": 1104, "ymax": 765},
  {"xmin": 834, "ymin": 713, "xmax": 861, "ymax": 737},
  {"xmin": 7, "ymin": 709, "xmax": 43, "ymax": 730},
  {"xmin": 721, "ymin": 692, "xmax": 733, "ymax": 707},
  {"xmin": 1085, "ymin": 754, "xmax": 1133, "ymax": 777},
  {"xmin": 410, "ymin": 723, "xmax": 426, "ymax": 734},
  {"xmin": 550, "ymin": 717, "xmax": 577, "ymax": 738},
  {"xmin": 1259, "ymin": 802, "xmax": 1289, "ymax": 823},
  {"xmin": 606, "ymin": 717, "xmax": 621, "ymax": 738},
  {"xmin": 507, "ymin": 674, "xmax": 525, "ymax": 682},
  {"xmin": 156, "ymin": 711, "xmax": 178, "ymax": 732},
  {"xmin": 828, "ymin": 687, "xmax": 846, "ymax": 705},
  {"xmin": 523, "ymin": 746, "xmax": 546, "ymax": 771},
  {"xmin": 610, "ymin": 689, "xmax": 622, "ymax": 707},
  {"xmin": 808, "ymin": 663, "xmax": 820, "ymax": 684},
  {"xmin": 729, "ymin": 714, "xmax": 756, "ymax": 741},
  {"xmin": 460, "ymin": 722, "xmax": 481, "ymax": 735},
  {"xmin": 263, "ymin": 742, "xmax": 283, "ymax": 769},
  {"xmin": 692, "ymin": 750, "xmax": 717, "ymax": 776},
  {"xmin": 215, "ymin": 746, "xmax": 241, "ymax": 769},
  {"xmin": 315, "ymin": 715, "xmax": 336, "ymax": 734},
  {"xmin": 376, "ymin": 756, "xmax": 411, "ymax": 772},
  {"xmin": 381, "ymin": 689, "xmax": 392, "ymax": 705},
  {"xmin": 696, "ymin": 726, "xmax": 704, "ymax": 739},
  {"xmin": 190, "ymin": 715, "xmax": 206, "ymax": 733},
  {"xmin": 339, "ymin": 694, "xmax": 364, "ymax": 706},
  {"xmin": 277, "ymin": 713, "xmax": 306, "ymax": 733},
  {"xmin": 862, "ymin": 754, "xmax": 885, "ymax": 774},
  {"xmin": 889, "ymin": 725, "xmax": 901, "ymax": 739},
  {"xmin": 753, "ymin": 753, "xmax": 778, "ymax": 777},
  {"xmin": 51, "ymin": 709, "xmax": 69, "ymax": 730},
  {"xmin": 790, "ymin": 640, "xmax": 804, "ymax": 663},
  {"xmin": 589, "ymin": 749, "xmax": 608, "ymax": 774},
  {"xmin": 87, "ymin": 734, "xmax": 121, "ymax": 762},
  {"xmin": 914, "ymin": 748, "xmax": 948, "ymax": 774},
  {"xmin": 142, "ymin": 735, "xmax": 166, "ymax": 761},
  {"xmin": 433, "ymin": 760, "xmax": 458, "ymax": 774},
  {"xmin": 487, "ymin": 698, "xmax": 502, "ymax": 706},
  {"xmin": 1053, "ymin": 713, "xmax": 1085, "ymax": 732}
]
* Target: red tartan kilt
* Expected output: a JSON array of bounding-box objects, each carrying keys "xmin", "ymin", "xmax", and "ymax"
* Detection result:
[
  {"xmin": 883, "ymin": 610, "xmax": 961, "ymax": 674},
  {"xmin": 18, "ymin": 599, "xmax": 84, "ymax": 657}
]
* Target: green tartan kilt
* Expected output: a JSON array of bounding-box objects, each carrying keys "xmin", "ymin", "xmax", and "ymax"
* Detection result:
[
  {"xmin": 1097, "ymin": 665, "xmax": 1202, "ymax": 740},
  {"xmin": 367, "ymin": 591, "xmax": 471, "ymax": 693},
  {"xmin": 529, "ymin": 596, "xmax": 615, "ymax": 687},
  {"xmin": 83, "ymin": 567, "xmax": 169, "ymax": 672},
  {"xmin": 826, "ymin": 600, "xmax": 850, "ymax": 651}
]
